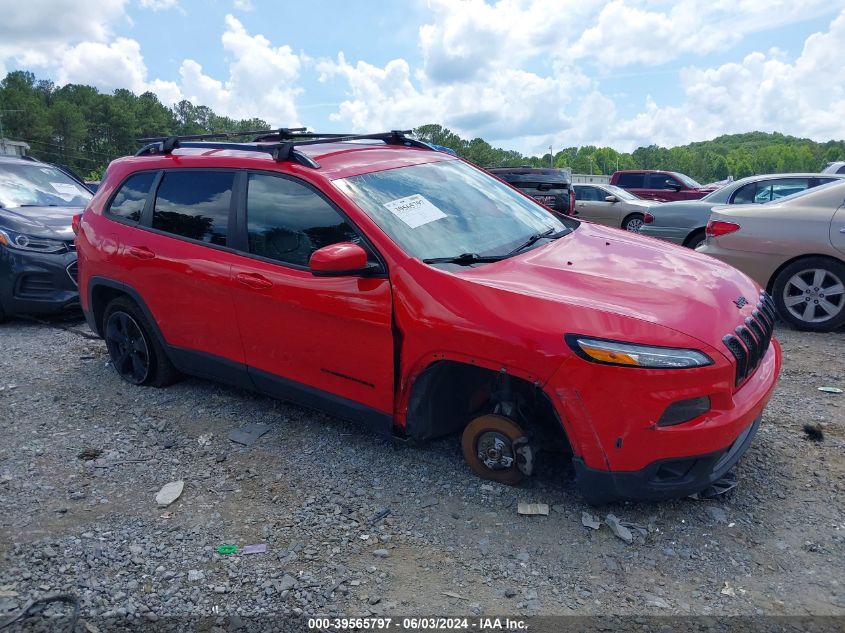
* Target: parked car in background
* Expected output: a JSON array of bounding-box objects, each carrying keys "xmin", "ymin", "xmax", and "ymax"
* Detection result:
[
  {"xmin": 699, "ymin": 180, "xmax": 845, "ymax": 331},
  {"xmin": 0, "ymin": 155, "xmax": 90, "ymax": 322},
  {"xmin": 487, "ymin": 167, "xmax": 574, "ymax": 217},
  {"xmin": 75, "ymin": 130, "xmax": 780, "ymax": 503},
  {"xmin": 823, "ymin": 161, "xmax": 845, "ymax": 175},
  {"xmin": 609, "ymin": 170, "xmax": 717, "ymax": 202},
  {"xmin": 572, "ymin": 183, "xmax": 651, "ymax": 231},
  {"xmin": 640, "ymin": 174, "xmax": 845, "ymax": 249}
]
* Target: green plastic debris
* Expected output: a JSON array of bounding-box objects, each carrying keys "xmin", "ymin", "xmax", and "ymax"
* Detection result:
[{"xmin": 216, "ymin": 544, "xmax": 237, "ymax": 555}]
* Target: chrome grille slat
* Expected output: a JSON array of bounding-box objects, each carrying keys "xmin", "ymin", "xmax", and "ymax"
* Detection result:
[{"xmin": 723, "ymin": 292, "xmax": 775, "ymax": 386}]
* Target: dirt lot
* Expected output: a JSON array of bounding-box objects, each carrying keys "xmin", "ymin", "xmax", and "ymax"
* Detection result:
[{"xmin": 0, "ymin": 316, "xmax": 843, "ymax": 629}]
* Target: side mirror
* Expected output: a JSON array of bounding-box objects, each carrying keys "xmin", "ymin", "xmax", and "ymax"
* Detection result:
[
  {"xmin": 664, "ymin": 180, "xmax": 682, "ymax": 191},
  {"xmin": 604, "ymin": 195, "xmax": 618, "ymax": 202},
  {"xmin": 309, "ymin": 242, "xmax": 372, "ymax": 277}
]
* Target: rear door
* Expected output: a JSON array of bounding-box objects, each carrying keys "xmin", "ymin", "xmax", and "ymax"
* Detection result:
[
  {"xmin": 574, "ymin": 185, "xmax": 615, "ymax": 225},
  {"xmin": 117, "ymin": 169, "xmax": 248, "ymax": 382},
  {"xmin": 615, "ymin": 172, "xmax": 650, "ymax": 199},
  {"xmin": 228, "ymin": 171, "xmax": 395, "ymax": 424}
]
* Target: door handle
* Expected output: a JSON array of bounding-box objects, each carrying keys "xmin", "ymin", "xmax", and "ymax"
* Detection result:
[
  {"xmin": 840, "ymin": 228, "xmax": 845, "ymax": 234},
  {"xmin": 127, "ymin": 246, "xmax": 155, "ymax": 259},
  {"xmin": 236, "ymin": 272, "xmax": 273, "ymax": 289}
]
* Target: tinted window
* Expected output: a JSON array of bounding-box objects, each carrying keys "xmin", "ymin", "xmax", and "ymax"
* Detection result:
[
  {"xmin": 732, "ymin": 183, "xmax": 757, "ymax": 204},
  {"xmin": 576, "ymin": 186, "xmax": 602, "ymax": 201},
  {"xmin": 616, "ymin": 173, "xmax": 645, "ymax": 188},
  {"xmin": 246, "ymin": 174, "xmax": 359, "ymax": 266},
  {"xmin": 152, "ymin": 171, "xmax": 234, "ymax": 246},
  {"xmin": 108, "ymin": 172, "xmax": 156, "ymax": 222},
  {"xmin": 647, "ymin": 174, "xmax": 681, "ymax": 189}
]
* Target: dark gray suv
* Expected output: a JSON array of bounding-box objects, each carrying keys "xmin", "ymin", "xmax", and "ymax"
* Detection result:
[{"xmin": 487, "ymin": 167, "xmax": 575, "ymax": 217}]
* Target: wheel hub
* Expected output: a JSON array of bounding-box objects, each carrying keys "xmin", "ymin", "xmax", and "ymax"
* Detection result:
[
  {"xmin": 476, "ymin": 431, "xmax": 515, "ymax": 471},
  {"xmin": 784, "ymin": 269, "xmax": 844, "ymax": 323}
]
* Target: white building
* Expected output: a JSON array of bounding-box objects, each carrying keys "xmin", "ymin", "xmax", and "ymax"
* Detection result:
[{"xmin": 0, "ymin": 138, "xmax": 29, "ymax": 157}]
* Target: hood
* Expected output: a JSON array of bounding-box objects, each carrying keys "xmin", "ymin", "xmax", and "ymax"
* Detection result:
[
  {"xmin": 0, "ymin": 206, "xmax": 79, "ymax": 241},
  {"xmin": 460, "ymin": 222, "xmax": 761, "ymax": 349}
]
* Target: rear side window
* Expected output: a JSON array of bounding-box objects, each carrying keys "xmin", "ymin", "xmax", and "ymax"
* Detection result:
[
  {"xmin": 246, "ymin": 173, "xmax": 359, "ymax": 267},
  {"xmin": 616, "ymin": 173, "xmax": 645, "ymax": 188},
  {"xmin": 152, "ymin": 171, "xmax": 234, "ymax": 246},
  {"xmin": 754, "ymin": 178, "xmax": 808, "ymax": 203},
  {"xmin": 108, "ymin": 172, "xmax": 156, "ymax": 222}
]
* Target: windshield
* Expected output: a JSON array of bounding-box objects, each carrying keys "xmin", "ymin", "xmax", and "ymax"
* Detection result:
[
  {"xmin": 675, "ymin": 172, "xmax": 703, "ymax": 188},
  {"xmin": 333, "ymin": 160, "xmax": 574, "ymax": 261},
  {"xmin": 603, "ymin": 184, "xmax": 639, "ymax": 200},
  {"xmin": 0, "ymin": 163, "xmax": 92, "ymax": 209}
]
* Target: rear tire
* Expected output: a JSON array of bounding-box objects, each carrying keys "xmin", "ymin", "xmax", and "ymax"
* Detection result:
[
  {"xmin": 684, "ymin": 229, "xmax": 706, "ymax": 250},
  {"xmin": 461, "ymin": 415, "xmax": 526, "ymax": 485},
  {"xmin": 771, "ymin": 257, "xmax": 845, "ymax": 332},
  {"xmin": 622, "ymin": 213, "xmax": 644, "ymax": 232},
  {"xmin": 103, "ymin": 297, "xmax": 181, "ymax": 387}
]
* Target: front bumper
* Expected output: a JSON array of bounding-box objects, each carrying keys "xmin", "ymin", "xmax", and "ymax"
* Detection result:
[
  {"xmin": 573, "ymin": 414, "xmax": 762, "ymax": 504},
  {"xmin": 0, "ymin": 246, "xmax": 79, "ymax": 317}
]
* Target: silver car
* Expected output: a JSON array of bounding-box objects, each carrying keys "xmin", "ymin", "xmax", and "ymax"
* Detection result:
[
  {"xmin": 639, "ymin": 173, "xmax": 844, "ymax": 249},
  {"xmin": 699, "ymin": 179, "xmax": 845, "ymax": 332},
  {"xmin": 572, "ymin": 183, "xmax": 651, "ymax": 231}
]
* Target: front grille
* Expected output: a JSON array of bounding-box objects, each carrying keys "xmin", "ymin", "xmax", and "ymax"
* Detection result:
[
  {"xmin": 67, "ymin": 260, "xmax": 79, "ymax": 286},
  {"xmin": 722, "ymin": 292, "xmax": 776, "ymax": 386},
  {"xmin": 18, "ymin": 274, "xmax": 58, "ymax": 298}
]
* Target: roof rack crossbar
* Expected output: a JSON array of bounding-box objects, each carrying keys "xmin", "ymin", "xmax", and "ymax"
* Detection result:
[{"xmin": 133, "ymin": 129, "xmax": 434, "ymax": 168}]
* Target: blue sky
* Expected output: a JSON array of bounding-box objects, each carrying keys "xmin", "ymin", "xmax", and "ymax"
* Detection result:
[{"xmin": 2, "ymin": 0, "xmax": 845, "ymax": 154}]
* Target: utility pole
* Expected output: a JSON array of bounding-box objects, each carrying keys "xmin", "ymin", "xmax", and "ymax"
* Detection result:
[
  {"xmin": 549, "ymin": 145, "xmax": 553, "ymax": 168},
  {"xmin": 588, "ymin": 156, "xmax": 593, "ymax": 175}
]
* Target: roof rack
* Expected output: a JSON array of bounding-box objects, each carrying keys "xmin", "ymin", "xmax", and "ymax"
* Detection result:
[{"xmin": 134, "ymin": 129, "xmax": 434, "ymax": 169}]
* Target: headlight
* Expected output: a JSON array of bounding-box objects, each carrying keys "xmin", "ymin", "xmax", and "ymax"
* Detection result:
[
  {"xmin": 566, "ymin": 335, "xmax": 713, "ymax": 368},
  {"xmin": 0, "ymin": 228, "xmax": 68, "ymax": 254}
]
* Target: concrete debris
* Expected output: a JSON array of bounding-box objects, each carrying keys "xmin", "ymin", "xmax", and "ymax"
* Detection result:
[
  {"xmin": 581, "ymin": 512, "xmax": 601, "ymax": 530},
  {"xmin": 154, "ymin": 481, "xmax": 184, "ymax": 507},
  {"xmin": 517, "ymin": 502, "xmax": 549, "ymax": 516},
  {"xmin": 605, "ymin": 514, "xmax": 633, "ymax": 543}
]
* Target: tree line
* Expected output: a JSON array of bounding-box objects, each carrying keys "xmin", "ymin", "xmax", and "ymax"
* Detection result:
[{"xmin": 2, "ymin": 71, "xmax": 843, "ymax": 183}]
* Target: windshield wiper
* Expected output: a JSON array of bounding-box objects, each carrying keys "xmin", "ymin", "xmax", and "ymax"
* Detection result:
[
  {"xmin": 422, "ymin": 252, "xmax": 507, "ymax": 266},
  {"xmin": 505, "ymin": 227, "xmax": 566, "ymax": 256}
]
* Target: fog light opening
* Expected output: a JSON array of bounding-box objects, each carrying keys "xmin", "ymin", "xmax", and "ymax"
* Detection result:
[{"xmin": 657, "ymin": 396, "xmax": 711, "ymax": 427}]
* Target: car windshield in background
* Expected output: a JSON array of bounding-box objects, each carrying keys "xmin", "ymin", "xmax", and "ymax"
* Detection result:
[
  {"xmin": 333, "ymin": 160, "xmax": 574, "ymax": 262},
  {"xmin": 675, "ymin": 173, "xmax": 703, "ymax": 188},
  {"xmin": 604, "ymin": 184, "xmax": 639, "ymax": 200},
  {"xmin": 0, "ymin": 163, "xmax": 93, "ymax": 209}
]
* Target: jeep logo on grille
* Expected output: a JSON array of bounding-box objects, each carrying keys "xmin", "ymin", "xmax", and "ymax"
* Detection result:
[{"xmin": 733, "ymin": 296, "xmax": 748, "ymax": 308}]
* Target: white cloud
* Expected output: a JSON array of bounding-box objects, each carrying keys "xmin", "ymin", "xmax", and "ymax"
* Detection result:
[
  {"xmin": 233, "ymin": 0, "xmax": 253, "ymax": 10},
  {"xmin": 138, "ymin": 0, "xmax": 178, "ymax": 10},
  {"xmin": 0, "ymin": 0, "xmax": 128, "ymax": 67},
  {"xmin": 176, "ymin": 15, "xmax": 302, "ymax": 124}
]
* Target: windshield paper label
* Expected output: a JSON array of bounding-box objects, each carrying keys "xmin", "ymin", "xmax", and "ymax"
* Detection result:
[
  {"xmin": 51, "ymin": 182, "xmax": 80, "ymax": 197},
  {"xmin": 383, "ymin": 194, "xmax": 447, "ymax": 229}
]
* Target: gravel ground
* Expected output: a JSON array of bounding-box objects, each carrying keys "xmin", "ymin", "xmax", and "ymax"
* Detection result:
[{"xmin": 0, "ymin": 316, "xmax": 843, "ymax": 630}]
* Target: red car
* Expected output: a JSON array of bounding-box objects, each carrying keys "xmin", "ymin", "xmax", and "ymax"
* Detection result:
[
  {"xmin": 610, "ymin": 170, "xmax": 718, "ymax": 202},
  {"xmin": 75, "ymin": 130, "xmax": 781, "ymax": 504}
]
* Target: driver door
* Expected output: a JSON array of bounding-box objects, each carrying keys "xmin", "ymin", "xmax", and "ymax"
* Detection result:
[{"xmin": 228, "ymin": 172, "xmax": 395, "ymax": 428}]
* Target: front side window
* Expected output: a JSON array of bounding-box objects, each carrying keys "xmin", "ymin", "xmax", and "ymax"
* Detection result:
[
  {"xmin": 0, "ymin": 162, "xmax": 92, "ymax": 209},
  {"xmin": 576, "ymin": 186, "xmax": 601, "ymax": 201},
  {"xmin": 152, "ymin": 171, "xmax": 234, "ymax": 246},
  {"xmin": 333, "ymin": 159, "xmax": 573, "ymax": 262},
  {"xmin": 648, "ymin": 174, "xmax": 681, "ymax": 189},
  {"xmin": 108, "ymin": 172, "xmax": 156, "ymax": 222},
  {"xmin": 246, "ymin": 173, "xmax": 359, "ymax": 267}
]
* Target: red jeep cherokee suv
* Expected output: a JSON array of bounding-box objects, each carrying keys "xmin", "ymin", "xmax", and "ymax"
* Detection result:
[{"xmin": 75, "ymin": 130, "xmax": 781, "ymax": 504}]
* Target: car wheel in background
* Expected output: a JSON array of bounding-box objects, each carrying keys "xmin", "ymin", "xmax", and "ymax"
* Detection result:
[
  {"xmin": 461, "ymin": 414, "xmax": 527, "ymax": 485},
  {"xmin": 772, "ymin": 257, "xmax": 845, "ymax": 332},
  {"xmin": 103, "ymin": 297, "xmax": 181, "ymax": 386},
  {"xmin": 685, "ymin": 229, "xmax": 706, "ymax": 250},
  {"xmin": 622, "ymin": 213, "xmax": 645, "ymax": 232}
]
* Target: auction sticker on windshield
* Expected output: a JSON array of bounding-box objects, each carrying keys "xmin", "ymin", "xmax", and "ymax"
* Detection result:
[{"xmin": 383, "ymin": 194, "xmax": 447, "ymax": 229}]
